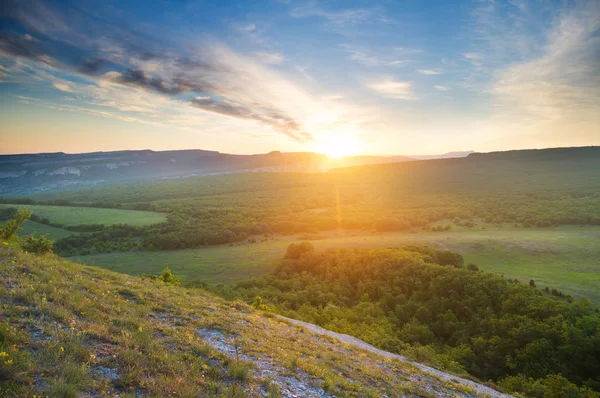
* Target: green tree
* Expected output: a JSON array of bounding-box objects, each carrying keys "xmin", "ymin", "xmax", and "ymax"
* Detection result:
[{"xmin": 285, "ymin": 242, "xmax": 314, "ymax": 259}]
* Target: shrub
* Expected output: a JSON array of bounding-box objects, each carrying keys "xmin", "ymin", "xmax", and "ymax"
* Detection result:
[
  {"xmin": 21, "ymin": 234, "xmax": 54, "ymax": 254},
  {"xmin": 227, "ymin": 362, "xmax": 250, "ymax": 382},
  {"xmin": 0, "ymin": 209, "xmax": 31, "ymax": 240},
  {"xmin": 156, "ymin": 268, "xmax": 180, "ymax": 285}
]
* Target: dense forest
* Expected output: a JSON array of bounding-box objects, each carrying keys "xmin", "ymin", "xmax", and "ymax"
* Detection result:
[
  {"xmin": 208, "ymin": 244, "xmax": 600, "ymax": 396},
  {"xmin": 3, "ymin": 147, "xmax": 600, "ymax": 255}
]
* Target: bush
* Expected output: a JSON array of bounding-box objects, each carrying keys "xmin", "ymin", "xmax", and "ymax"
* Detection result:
[
  {"xmin": 154, "ymin": 268, "xmax": 180, "ymax": 285},
  {"xmin": 21, "ymin": 234, "xmax": 54, "ymax": 254}
]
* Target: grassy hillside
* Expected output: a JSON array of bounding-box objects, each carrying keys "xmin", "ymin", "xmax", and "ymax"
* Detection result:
[
  {"xmin": 0, "ymin": 245, "xmax": 502, "ymax": 397},
  {"xmin": 69, "ymin": 226, "xmax": 600, "ymax": 304}
]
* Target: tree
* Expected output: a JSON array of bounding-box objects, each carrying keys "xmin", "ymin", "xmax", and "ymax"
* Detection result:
[
  {"xmin": 529, "ymin": 279, "xmax": 536, "ymax": 288},
  {"xmin": 285, "ymin": 242, "xmax": 314, "ymax": 259},
  {"xmin": 467, "ymin": 263, "xmax": 479, "ymax": 272}
]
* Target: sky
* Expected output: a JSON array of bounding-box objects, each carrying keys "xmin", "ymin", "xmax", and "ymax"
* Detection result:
[{"xmin": 0, "ymin": 0, "xmax": 599, "ymax": 156}]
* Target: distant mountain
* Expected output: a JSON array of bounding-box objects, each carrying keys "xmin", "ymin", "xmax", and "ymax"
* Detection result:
[
  {"xmin": 0, "ymin": 149, "xmax": 412, "ymax": 194},
  {"xmin": 408, "ymin": 151, "xmax": 474, "ymax": 160}
]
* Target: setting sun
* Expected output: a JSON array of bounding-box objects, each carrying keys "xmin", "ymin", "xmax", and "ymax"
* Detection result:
[{"xmin": 315, "ymin": 135, "xmax": 360, "ymax": 158}]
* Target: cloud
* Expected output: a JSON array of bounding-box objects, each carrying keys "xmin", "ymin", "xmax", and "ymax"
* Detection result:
[
  {"xmin": 489, "ymin": 1, "xmax": 600, "ymax": 118},
  {"xmin": 339, "ymin": 44, "xmax": 415, "ymax": 68},
  {"xmin": 469, "ymin": 0, "xmax": 600, "ymax": 146},
  {"xmin": 53, "ymin": 81, "xmax": 74, "ymax": 92},
  {"xmin": 434, "ymin": 85, "xmax": 449, "ymax": 91},
  {"xmin": 366, "ymin": 79, "xmax": 415, "ymax": 100},
  {"xmin": 418, "ymin": 69, "xmax": 442, "ymax": 75},
  {"xmin": 0, "ymin": 1, "xmax": 324, "ymax": 143},
  {"xmin": 255, "ymin": 51, "xmax": 284, "ymax": 65},
  {"xmin": 290, "ymin": 2, "xmax": 387, "ymax": 27},
  {"xmin": 191, "ymin": 96, "xmax": 311, "ymax": 142}
]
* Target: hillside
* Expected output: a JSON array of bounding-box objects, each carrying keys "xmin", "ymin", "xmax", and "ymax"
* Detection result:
[{"xmin": 0, "ymin": 245, "xmax": 510, "ymax": 397}]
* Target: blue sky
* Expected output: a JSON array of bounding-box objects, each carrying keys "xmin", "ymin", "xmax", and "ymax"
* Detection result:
[{"xmin": 0, "ymin": 0, "xmax": 598, "ymax": 155}]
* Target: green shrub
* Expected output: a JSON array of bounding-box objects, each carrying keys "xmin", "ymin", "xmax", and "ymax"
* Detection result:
[
  {"xmin": 0, "ymin": 209, "xmax": 31, "ymax": 240},
  {"xmin": 157, "ymin": 268, "xmax": 180, "ymax": 285},
  {"xmin": 21, "ymin": 234, "xmax": 54, "ymax": 254}
]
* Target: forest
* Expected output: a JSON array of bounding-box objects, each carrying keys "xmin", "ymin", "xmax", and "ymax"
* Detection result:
[{"xmin": 210, "ymin": 244, "xmax": 600, "ymax": 396}]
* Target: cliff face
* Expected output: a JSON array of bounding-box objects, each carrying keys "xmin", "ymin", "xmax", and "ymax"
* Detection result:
[{"xmin": 0, "ymin": 246, "xmax": 509, "ymax": 397}]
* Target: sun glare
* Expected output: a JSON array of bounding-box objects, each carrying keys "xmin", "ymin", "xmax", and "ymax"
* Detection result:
[{"xmin": 316, "ymin": 135, "xmax": 360, "ymax": 158}]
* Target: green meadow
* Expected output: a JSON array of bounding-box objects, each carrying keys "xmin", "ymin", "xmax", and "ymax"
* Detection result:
[
  {"xmin": 0, "ymin": 204, "xmax": 166, "ymax": 227},
  {"xmin": 19, "ymin": 220, "xmax": 79, "ymax": 240},
  {"xmin": 69, "ymin": 225, "xmax": 600, "ymax": 303}
]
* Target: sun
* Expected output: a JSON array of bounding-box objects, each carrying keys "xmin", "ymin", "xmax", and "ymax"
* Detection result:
[{"xmin": 316, "ymin": 135, "xmax": 360, "ymax": 158}]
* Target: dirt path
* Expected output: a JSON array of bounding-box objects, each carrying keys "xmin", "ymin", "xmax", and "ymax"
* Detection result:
[{"xmin": 278, "ymin": 316, "xmax": 513, "ymax": 398}]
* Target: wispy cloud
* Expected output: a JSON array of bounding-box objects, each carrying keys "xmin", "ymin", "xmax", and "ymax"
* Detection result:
[
  {"xmin": 0, "ymin": 1, "xmax": 335, "ymax": 143},
  {"xmin": 290, "ymin": 2, "xmax": 389, "ymax": 27},
  {"xmin": 434, "ymin": 85, "xmax": 449, "ymax": 91},
  {"xmin": 366, "ymin": 79, "xmax": 415, "ymax": 100},
  {"xmin": 339, "ymin": 44, "xmax": 416, "ymax": 67},
  {"xmin": 255, "ymin": 51, "xmax": 285, "ymax": 65},
  {"xmin": 470, "ymin": 0, "xmax": 600, "ymax": 146},
  {"xmin": 418, "ymin": 69, "xmax": 442, "ymax": 75},
  {"xmin": 52, "ymin": 81, "xmax": 74, "ymax": 92}
]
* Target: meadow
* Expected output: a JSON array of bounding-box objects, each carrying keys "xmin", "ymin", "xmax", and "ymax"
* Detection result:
[
  {"xmin": 19, "ymin": 220, "xmax": 78, "ymax": 240},
  {"xmin": 0, "ymin": 204, "xmax": 166, "ymax": 227},
  {"xmin": 69, "ymin": 225, "xmax": 600, "ymax": 303}
]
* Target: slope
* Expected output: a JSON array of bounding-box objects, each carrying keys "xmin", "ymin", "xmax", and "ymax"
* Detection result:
[{"xmin": 0, "ymin": 245, "xmax": 508, "ymax": 397}]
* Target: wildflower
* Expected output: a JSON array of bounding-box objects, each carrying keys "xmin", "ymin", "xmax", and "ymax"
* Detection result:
[
  {"xmin": 4, "ymin": 359, "xmax": 13, "ymax": 365},
  {"xmin": 59, "ymin": 346, "xmax": 64, "ymax": 352}
]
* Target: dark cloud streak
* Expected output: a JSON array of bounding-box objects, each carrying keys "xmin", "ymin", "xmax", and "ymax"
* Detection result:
[{"xmin": 191, "ymin": 97, "xmax": 311, "ymax": 142}]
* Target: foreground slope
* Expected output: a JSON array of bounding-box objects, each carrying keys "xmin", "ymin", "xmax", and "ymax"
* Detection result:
[{"xmin": 0, "ymin": 246, "xmax": 508, "ymax": 397}]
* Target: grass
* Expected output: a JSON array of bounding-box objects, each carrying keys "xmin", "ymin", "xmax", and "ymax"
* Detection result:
[
  {"xmin": 18, "ymin": 220, "xmax": 78, "ymax": 240},
  {"xmin": 0, "ymin": 244, "xmax": 482, "ymax": 397},
  {"xmin": 68, "ymin": 224, "xmax": 600, "ymax": 303},
  {"xmin": 0, "ymin": 204, "xmax": 166, "ymax": 227}
]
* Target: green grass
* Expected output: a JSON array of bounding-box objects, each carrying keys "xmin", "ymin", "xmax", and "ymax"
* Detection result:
[
  {"xmin": 18, "ymin": 220, "xmax": 78, "ymax": 240},
  {"xmin": 69, "ymin": 225, "xmax": 600, "ymax": 303},
  {"xmin": 0, "ymin": 204, "xmax": 166, "ymax": 227}
]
